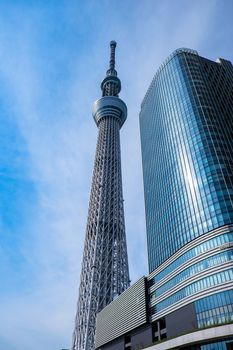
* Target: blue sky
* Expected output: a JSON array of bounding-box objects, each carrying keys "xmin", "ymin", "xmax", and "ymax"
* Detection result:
[{"xmin": 0, "ymin": 0, "xmax": 232, "ymax": 349}]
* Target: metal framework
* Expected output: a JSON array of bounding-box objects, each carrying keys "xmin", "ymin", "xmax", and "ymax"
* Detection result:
[{"xmin": 71, "ymin": 41, "xmax": 130, "ymax": 350}]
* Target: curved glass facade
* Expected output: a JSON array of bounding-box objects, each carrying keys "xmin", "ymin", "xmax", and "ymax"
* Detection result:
[
  {"xmin": 140, "ymin": 49, "xmax": 233, "ymax": 338},
  {"xmin": 195, "ymin": 290, "xmax": 233, "ymax": 328},
  {"xmin": 140, "ymin": 49, "xmax": 233, "ymax": 272},
  {"xmin": 154, "ymin": 268, "xmax": 233, "ymax": 312},
  {"xmin": 150, "ymin": 231, "xmax": 233, "ymax": 285},
  {"xmin": 200, "ymin": 339, "xmax": 233, "ymax": 350},
  {"xmin": 154, "ymin": 249, "xmax": 233, "ymax": 298}
]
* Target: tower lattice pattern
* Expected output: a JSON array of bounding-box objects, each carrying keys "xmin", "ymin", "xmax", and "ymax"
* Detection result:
[{"xmin": 71, "ymin": 41, "xmax": 130, "ymax": 350}]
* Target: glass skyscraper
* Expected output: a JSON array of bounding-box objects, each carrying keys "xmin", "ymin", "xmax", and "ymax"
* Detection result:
[{"xmin": 140, "ymin": 48, "xmax": 233, "ymax": 344}]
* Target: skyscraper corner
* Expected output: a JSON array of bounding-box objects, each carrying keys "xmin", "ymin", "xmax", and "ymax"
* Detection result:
[
  {"xmin": 71, "ymin": 41, "xmax": 130, "ymax": 350},
  {"xmin": 139, "ymin": 47, "xmax": 233, "ymax": 345}
]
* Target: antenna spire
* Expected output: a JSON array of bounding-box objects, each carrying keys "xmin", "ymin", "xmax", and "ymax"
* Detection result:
[
  {"xmin": 109, "ymin": 40, "xmax": 117, "ymax": 71},
  {"xmin": 101, "ymin": 41, "xmax": 121, "ymax": 96},
  {"xmin": 106, "ymin": 40, "xmax": 117, "ymax": 77}
]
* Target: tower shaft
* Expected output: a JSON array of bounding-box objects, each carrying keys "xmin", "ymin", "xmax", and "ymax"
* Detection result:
[{"xmin": 72, "ymin": 42, "xmax": 129, "ymax": 350}]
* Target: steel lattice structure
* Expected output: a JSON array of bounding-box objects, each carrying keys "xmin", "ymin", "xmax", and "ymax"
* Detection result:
[{"xmin": 71, "ymin": 41, "xmax": 130, "ymax": 350}]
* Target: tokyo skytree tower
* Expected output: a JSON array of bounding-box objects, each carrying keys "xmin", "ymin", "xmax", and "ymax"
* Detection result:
[{"xmin": 71, "ymin": 41, "xmax": 130, "ymax": 350}]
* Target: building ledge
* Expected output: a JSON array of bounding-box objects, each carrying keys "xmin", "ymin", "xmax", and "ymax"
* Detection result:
[{"xmin": 144, "ymin": 324, "xmax": 233, "ymax": 350}]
